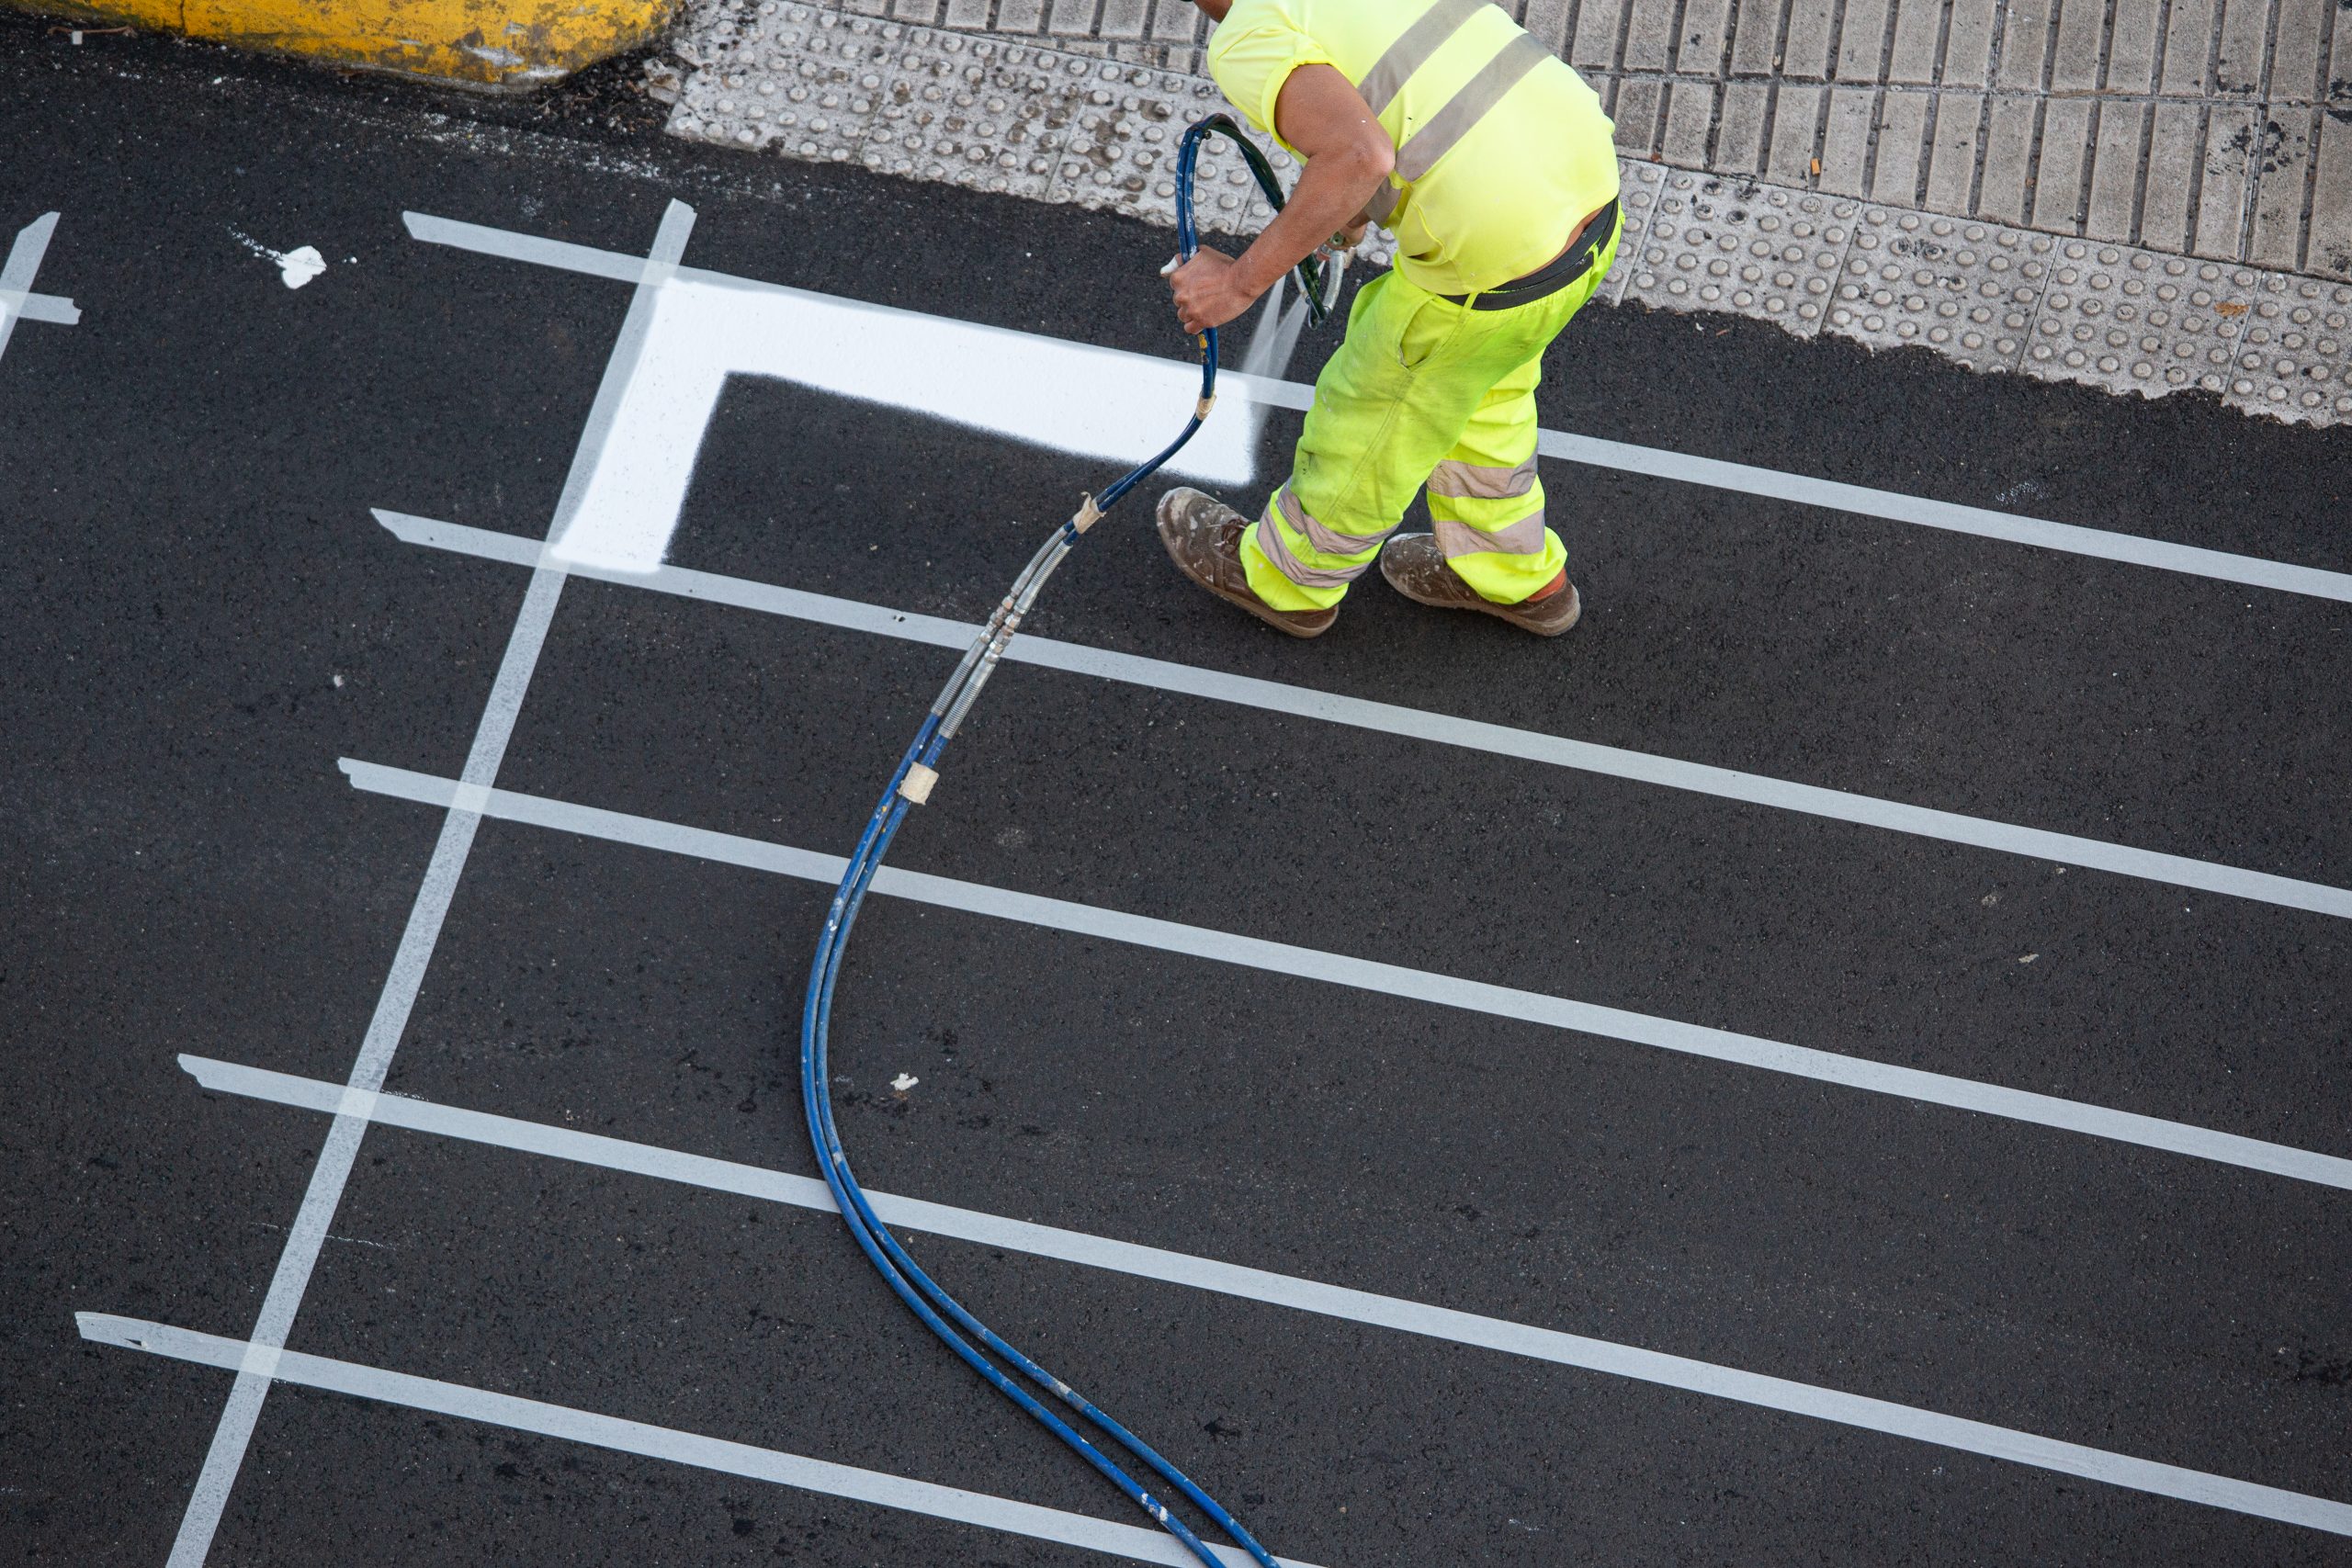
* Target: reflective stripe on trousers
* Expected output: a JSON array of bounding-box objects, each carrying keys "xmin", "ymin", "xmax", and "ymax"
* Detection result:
[{"xmin": 1239, "ymin": 209, "xmax": 1623, "ymax": 613}]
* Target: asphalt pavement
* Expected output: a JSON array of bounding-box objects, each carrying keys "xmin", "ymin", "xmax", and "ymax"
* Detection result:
[{"xmin": 4, "ymin": 17, "xmax": 2349, "ymax": 1568}]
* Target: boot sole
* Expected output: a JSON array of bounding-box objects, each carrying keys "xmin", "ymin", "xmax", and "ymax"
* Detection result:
[{"xmin": 1380, "ymin": 553, "xmax": 1581, "ymax": 637}]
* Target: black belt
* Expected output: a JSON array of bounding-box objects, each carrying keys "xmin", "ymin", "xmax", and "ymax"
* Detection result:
[{"xmin": 1441, "ymin": 197, "xmax": 1620, "ymax": 310}]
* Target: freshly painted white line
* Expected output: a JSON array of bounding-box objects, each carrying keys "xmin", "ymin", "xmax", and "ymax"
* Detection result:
[
  {"xmin": 86, "ymin": 1314, "xmax": 1323, "ymax": 1568},
  {"xmin": 403, "ymin": 210, "xmax": 2352, "ymax": 606},
  {"xmin": 337, "ymin": 758, "xmax": 2352, "ymax": 1194},
  {"xmin": 175, "ymin": 1055, "xmax": 2352, "ymax": 1538},
  {"xmin": 163, "ymin": 202, "xmax": 700, "ymax": 1568},
  {"xmin": 0, "ymin": 212, "xmax": 65, "ymax": 366},
  {"xmin": 6, "ymin": 291, "xmax": 80, "ymax": 325},
  {"xmin": 376, "ymin": 509, "xmax": 2352, "ymax": 922},
  {"xmin": 401, "ymin": 211, "xmax": 1253, "ymax": 576}
]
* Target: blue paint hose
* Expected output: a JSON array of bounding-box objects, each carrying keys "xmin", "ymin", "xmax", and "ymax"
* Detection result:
[{"xmin": 797, "ymin": 116, "xmax": 1334, "ymax": 1568}]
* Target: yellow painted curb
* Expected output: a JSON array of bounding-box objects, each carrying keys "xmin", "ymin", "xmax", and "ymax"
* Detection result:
[{"xmin": 14, "ymin": 0, "xmax": 673, "ymax": 90}]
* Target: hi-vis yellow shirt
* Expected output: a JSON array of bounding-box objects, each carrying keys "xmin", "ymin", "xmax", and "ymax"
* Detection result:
[{"xmin": 1206, "ymin": 0, "xmax": 1618, "ymax": 297}]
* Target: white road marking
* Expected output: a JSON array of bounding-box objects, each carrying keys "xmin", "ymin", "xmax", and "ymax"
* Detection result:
[
  {"xmin": 85, "ymin": 1314, "xmax": 1325, "ymax": 1568},
  {"xmin": 336, "ymin": 757, "xmax": 2352, "ymax": 1193},
  {"xmin": 161, "ymin": 201, "xmax": 700, "ymax": 1568},
  {"xmin": 400, "ymin": 212, "xmax": 1254, "ymax": 576},
  {"xmin": 165, "ymin": 1055, "xmax": 2352, "ymax": 1539},
  {"xmin": 376, "ymin": 510, "xmax": 2352, "ymax": 922},
  {"xmin": 405, "ymin": 209, "xmax": 2352, "ymax": 606},
  {"xmin": 0, "ymin": 212, "xmax": 73, "ymax": 367}
]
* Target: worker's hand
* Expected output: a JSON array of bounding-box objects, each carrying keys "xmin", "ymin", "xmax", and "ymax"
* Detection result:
[
  {"xmin": 1334, "ymin": 216, "xmax": 1370, "ymax": 252},
  {"xmin": 1166, "ymin": 247, "xmax": 1263, "ymax": 335}
]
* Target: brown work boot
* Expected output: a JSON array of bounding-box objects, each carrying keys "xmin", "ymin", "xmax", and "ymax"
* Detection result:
[
  {"xmin": 1378, "ymin": 532, "xmax": 1581, "ymax": 637},
  {"xmin": 1155, "ymin": 488, "xmax": 1339, "ymax": 639}
]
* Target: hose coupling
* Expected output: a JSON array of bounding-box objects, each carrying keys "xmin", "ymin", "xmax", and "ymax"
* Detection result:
[{"xmin": 1071, "ymin": 493, "xmax": 1104, "ymax": 534}]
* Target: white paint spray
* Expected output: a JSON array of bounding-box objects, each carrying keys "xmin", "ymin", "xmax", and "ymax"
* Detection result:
[
  {"xmin": 548, "ymin": 274, "xmax": 1263, "ymax": 575},
  {"xmin": 228, "ymin": 229, "xmax": 328, "ymax": 289}
]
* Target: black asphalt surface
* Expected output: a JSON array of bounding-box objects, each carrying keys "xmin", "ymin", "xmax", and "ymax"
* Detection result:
[{"xmin": 5, "ymin": 17, "xmax": 2349, "ymax": 1567}]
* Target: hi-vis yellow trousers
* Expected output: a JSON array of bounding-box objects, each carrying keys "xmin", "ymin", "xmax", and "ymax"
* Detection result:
[{"xmin": 1240, "ymin": 215, "xmax": 1623, "ymax": 612}]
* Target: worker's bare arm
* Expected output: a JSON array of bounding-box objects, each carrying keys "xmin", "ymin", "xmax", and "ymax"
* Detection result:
[{"xmin": 1168, "ymin": 64, "xmax": 1394, "ymax": 334}]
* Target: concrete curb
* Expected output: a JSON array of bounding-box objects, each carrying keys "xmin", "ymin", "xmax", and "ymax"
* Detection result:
[{"xmin": 6, "ymin": 0, "xmax": 675, "ymax": 90}]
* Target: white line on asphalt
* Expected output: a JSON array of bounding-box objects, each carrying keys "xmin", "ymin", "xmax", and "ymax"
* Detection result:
[
  {"xmin": 375, "ymin": 509, "xmax": 2352, "ymax": 922},
  {"xmin": 173, "ymin": 1053, "xmax": 2352, "ymax": 1539},
  {"xmin": 337, "ymin": 757, "xmax": 2352, "ymax": 1193},
  {"xmin": 401, "ymin": 211, "xmax": 1251, "ymax": 574},
  {"xmin": 0, "ymin": 212, "xmax": 71, "ymax": 367},
  {"xmin": 403, "ymin": 209, "xmax": 2352, "ymax": 607},
  {"xmin": 86, "ymin": 1314, "xmax": 1323, "ymax": 1568},
  {"xmin": 162, "ymin": 202, "xmax": 700, "ymax": 1568}
]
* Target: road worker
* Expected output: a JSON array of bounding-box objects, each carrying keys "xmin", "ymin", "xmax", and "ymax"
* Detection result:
[{"xmin": 1159, "ymin": 0, "xmax": 1621, "ymax": 637}]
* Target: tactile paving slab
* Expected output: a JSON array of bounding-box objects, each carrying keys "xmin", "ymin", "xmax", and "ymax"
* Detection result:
[
  {"xmin": 856, "ymin": 32, "xmax": 1077, "ymax": 197},
  {"xmin": 1621, "ymin": 169, "xmax": 1856, "ymax": 334},
  {"xmin": 671, "ymin": 5, "xmax": 895, "ymax": 158},
  {"xmin": 2222, "ymin": 273, "xmax": 2352, "ymax": 425},
  {"xmin": 1600, "ymin": 157, "xmax": 1667, "ymax": 306},
  {"xmin": 1826, "ymin": 209, "xmax": 2053, "ymax": 371},
  {"xmin": 2025, "ymin": 243, "xmax": 2260, "ymax": 400}
]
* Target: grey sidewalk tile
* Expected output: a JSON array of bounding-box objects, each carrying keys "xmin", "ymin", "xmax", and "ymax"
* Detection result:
[
  {"xmin": 2195, "ymin": 105, "xmax": 2257, "ymax": 256},
  {"xmin": 1661, "ymin": 80, "xmax": 1720, "ymax": 167},
  {"xmin": 2030, "ymin": 98, "xmax": 2095, "ymax": 231},
  {"xmin": 1714, "ymin": 82, "xmax": 1771, "ymax": 172},
  {"xmin": 2026, "ymin": 242, "xmax": 2258, "ymax": 397},
  {"xmin": 1835, "ymin": 0, "xmax": 1895, "ymax": 81},
  {"xmin": 1603, "ymin": 157, "xmax": 1669, "ymax": 303},
  {"xmin": 1941, "ymin": 0, "xmax": 1999, "ymax": 87},
  {"xmin": 1728, "ymin": 0, "xmax": 1784, "ymax": 75},
  {"xmin": 944, "ymin": 0, "xmax": 989, "ymax": 25},
  {"xmin": 2048, "ymin": 0, "xmax": 2106, "ymax": 93},
  {"xmin": 2086, "ymin": 102, "xmax": 2149, "ymax": 242},
  {"xmin": 1521, "ymin": 0, "xmax": 1574, "ymax": 52},
  {"xmin": 2140, "ymin": 103, "xmax": 2206, "ymax": 255},
  {"xmin": 2223, "ymin": 272, "xmax": 2352, "ymax": 421},
  {"xmin": 1783, "ymin": 0, "xmax": 1840, "ymax": 79},
  {"xmin": 1984, "ymin": 95, "xmax": 2041, "ymax": 221},
  {"xmin": 1827, "ymin": 208, "xmax": 2052, "ymax": 369},
  {"xmin": 1614, "ymin": 78, "xmax": 1668, "ymax": 156},
  {"xmin": 889, "ymin": 0, "xmax": 941, "ymax": 25},
  {"xmin": 1573, "ymin": 0, "xmax": 1630, "ymax": 69},
  {"xmin": 1096, "ymin": 0, "xmax": 1148, "ymax": 42},
  {"xmin": 997, "ymin": 0, "xmax": 1045, "ymax": 31},
  {"xmin": 1924, "ymin": 92, "xmax": 1984, "ymax": 215},
  {"xmin": 1623, "ymin": 0, "xmax": 1679, "ymax": 71},
  {"xmin": 2309, "ymin": 113, "xmax": 2352, "ymax": 279},
  {"xmin": 1148, "ymin": 0, "xmax": 1196, "ymax": 42},
  {"xmin": 1046, "ymin": 0, "xmax": 1095, "ymax": 38},
  {"xmin": 1996, "ymin": 0, "xmax": 2055, "ymax": 89},
  {"xmin": 2212, "ymin": 0, "xmax": 2268, "ymax": 96},
  {"xmin": 2267, "ymin": 0, "xmax": 2330, "ymax": 97},
  {"xmin": 2104, "ymin": 0, "xmax": 2162, "ymax": 92},
  {"xmin": 2247, "ymin": 107, "xmax": 2315, "ymax": 269},
  {"xmin": 1623, "ymin": 168, "xmax": 1857, "ymax": 332},
  {"xmin": 1766, "ymin": 84, "xmax": 1828, "ymax": 185},
  {"xmin": 1675, "ymin": 0, "xmax": 1737, "ymax": 73},
  {"xmin": 1885, "ymin": 0, "xmax": 1942, "ymax": 84},
  {"xmin": 1819, "ymin": 86, "xmax": 1878, "ymax": 194},
  {"xmin": 2160, "ymin": 0, "xmax": 2218, "ymax": 95},
  {"xmin": 1869, "ymin": 90, "xmax": 1930, "ymax": 203}
]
